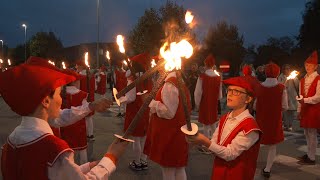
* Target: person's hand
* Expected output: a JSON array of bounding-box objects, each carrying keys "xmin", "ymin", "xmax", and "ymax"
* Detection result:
[
  {"xmin": 89, "ymin": 98, "xmax": 113, "ymax": 112},
  {"xmin": 89, "ymin": 161, "xmax": 99, "ymax": 169},
  {"xmin": 106, "ymin": 139, "xmax": 129, "ymax": 159},
  {"xmin": 185, "ymin": 133, "xmax": 210, "ymax": 147},
  {"xmin": 296, "ymin": 95, "xmax": 304, "ymax": 104}
]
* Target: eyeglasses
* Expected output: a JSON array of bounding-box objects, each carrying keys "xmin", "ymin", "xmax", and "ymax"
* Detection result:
[{"xmin": 226, "ymin": 88, "xmax": 247, "ymax": 96}]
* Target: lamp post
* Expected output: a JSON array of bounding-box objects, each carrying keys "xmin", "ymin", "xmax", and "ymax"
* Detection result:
[
  {"xmin": 96, "ymin": 0, "xmax": 100, "ymax": 68},
  {"xmin": 0, "ymin": 40, "xmax": 3, "ymax": 58},
  {"xmin": 22, "ymin": 24, "xmax": 27, "ymax": 62}
]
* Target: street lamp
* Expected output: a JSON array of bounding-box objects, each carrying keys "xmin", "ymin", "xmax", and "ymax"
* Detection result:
[
  {"xmin": 96, "ymin": 0, "xmax": 100, "ymax": 68},
  {"xmin": 22, "ymin": 24, "xmax": 27, "ymax": 61},
  {"xmin": 0, "ymin": 40, "xmax": 3, "ymax": 58}
]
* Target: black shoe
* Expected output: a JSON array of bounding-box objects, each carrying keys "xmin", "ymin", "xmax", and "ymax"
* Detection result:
[
  {"xmin": 261, "ymin": 168, "xmax": 271, "ymax": 178},
  {"xmin": 296, "ymin": 154, "xmax": 308, "ymax": 161},
  {"xmin": 140, "ymin": 159, "xmax": 148, "ymax": 170},
  {"xmin": 297, "ymin": 156, "xmax": 316, "ymax": 165},
  {"xmin": 129, "ymin": 160, "xmax": 142, "ymax": 171}
]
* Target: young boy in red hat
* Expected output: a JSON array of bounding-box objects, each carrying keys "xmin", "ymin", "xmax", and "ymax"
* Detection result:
[
  {"xmin": 194, "ymin": 54, "xmax": 222, "ymax": 151},
  {"xmin": 118, "ymin": 53, "xmax": 151, "ymax": 171},
  {"xmin": 114, "ymin": 61, "xmax": 127, "ymax": 117},
  {"xmin": 296, "ymin": 50, "xmax": 320, "ymax": 165},
  {"xmin": 144, "ymin": 69, "xmax": 191, "ymax": 180},
  {"xmin": 60, "ymin": 69, "xmax": 90, "ymax": 164},
  {"xmin": 0, "ymin": 64, "xmax": 128, "ymax": 179},
  {"xmin": 76, "ymin": 60, "xmax": 96, "ymax": 141},
  {"xmin": 186, "ymin": 76, "xmax": 261, "ymax": 180},
  {"xmin": 255, "ymin": 63, "xmax": 288, "ymax": 178},
  {"xmin": 96, "ymin": 65, "xmax": 107, "ymax": 96}
]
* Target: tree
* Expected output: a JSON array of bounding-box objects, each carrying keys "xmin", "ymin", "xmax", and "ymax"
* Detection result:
[
  {"xmin": 29, "ymin": 31, "xmax": 63, "ymax": 59},
  {"xmin": 298, "ymin": 0, "xmax": 320, "ymax": 51},
  {"xmin": 128, "ymin": 8, "xmax": 163, "ymax": 55},
  {"xmin": 203, "ymin": 21, "xmax": 246, "ymax": 76},
  {"xmin": 11, "ymin": 43, "xmax": 30, "ymax": 65}
]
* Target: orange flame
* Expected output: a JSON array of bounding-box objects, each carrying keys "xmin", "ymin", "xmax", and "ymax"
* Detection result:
[
  {"xmin": 185, "ymin": 10, "xmax": 194, "ymax": 24},
  {"xmin": 151, "ymin": 59, "xmax": 157, "ymax": 68},
  {"xmin": 116, "ymin": 35, "xmax": 125, "ymax": 53},
  {"xmin": 62, "ymin": 61, "xmax": 66, "ymax": 69},
  {"xmin": 287, "ymin": 70, "xmax": 299, "ymax": 80},
  {"xmin": 8, "ymin": 59, "xmax": 11, "ymax": 66},
  {"xmin": 84, "ymin": 52, "xmax": 89, "ymax": 68},
  {"xmin": 106, "ymin": 50, "xmax": 110, "ymax": 60}
]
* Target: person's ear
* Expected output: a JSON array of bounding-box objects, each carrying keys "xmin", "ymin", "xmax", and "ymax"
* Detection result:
[
  {"xmin": 245, "ymin": 96, "xmax": 253, "ymax": 104},
  {"xmin": 41, "ymin": 96, "xmax": 51, "ymax": 109}
]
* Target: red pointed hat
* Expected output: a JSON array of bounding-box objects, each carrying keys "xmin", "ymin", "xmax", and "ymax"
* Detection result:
[
  {"xmin": 26, "ymin": 56, "xmax": 61, "ymax": 72},
  {"xmin": 204, "ymin": 54, "xmax": 215, "ymax": 67},
  {"xmin": 0, "ymin": 64, "xmax": 75, "ymax": 116},
  {"xmin": 265, "ymin": 63, "xmax": 280, "ymax": 78},
  {"xmin": 130, "ymin": 52, "xmax": 151, "ymax": 70},
  {"xmin": 305, "ymin": 50, "xmax": 318, "ymax": 65},
  {"xmin": 61, "ymin": 69, "xmax": 83, "ymax": 80},
  {"xmin": 242, "ymin": 65, "xmax": 252, "ymax": 76},
  {"xmin": 223, "ymin": 76, "xmax": 254, "ymax": 96}
]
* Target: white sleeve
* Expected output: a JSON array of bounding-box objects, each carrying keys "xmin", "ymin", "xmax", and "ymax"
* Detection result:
[
  {"xmin": 304, "ymin": 81, "xmax": 320, "ymax": 104},
  {"xmin": 48, "ymin": 151, "xmax": 116, "ymax": 180},
  {"xmin": 96, "ymin": 74, "xmax": 101, "ymax": 83},
  {"xmin": 297, "ymin": 81, "xmax": 302, "ymax": 113},
  {"xmin": 282, "ymin": 88, "xmax": 289, "ymax": 110},
  {"xmin": 149, "ymin": 82, "xmax": 179, "ymax": 119},
  {"xmin": 119, "ymin": 79, "xmax": 136, "ymax": 104},
  {"xmin": 194, "ymin": 77, "xmax": 202, "ymax": 108},
  {"xmin": 211, "ymin": 124, "xmax": 219, "ymax": 143},
  {"xmin": 208, "ymin": 131, "xmax": 259, "ymax": 162},
  {"xmin": 50, "ymin": 101, "xmax": 91, "ymax": 128}
]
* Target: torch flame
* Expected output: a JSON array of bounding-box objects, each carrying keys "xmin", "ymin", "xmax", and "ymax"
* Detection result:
[
  {"xmin": 151, "ymin": 59, "xmax": 157, "ymax": 68},
  {"xmin": 287, "ymin": 70, "xmax": 299, "ymax": 80},
  {"xmin": 116, "ymin": 35, "xmax": 125, "ymax": 53},
  {"xmin": 106, "ymin": 50, "xmax": 110, "ymax": 60},
  {"xmin": 122, "ymin": 60, "xmax": 128, "ymax": 66},
  {"xmin": 160, "ymin": 39, "xmax": 193, "ymax": 71},
  {"xmin": 84, "ymin": 52, "xmax": 89, "ymax": 68},
  {"xmin": 8, "ymin": 59, "xmax": 11, "ymax": 66},
  {"xmin": 62, "ymin": 61, "xmax": 66, "ymax": 69},
  {"xmin": 185, "ymin": 10, "xmax": 194, "ymax": 24},
  {"xmin": 0, "ymin": 59, "xmax": 3, "ymax": 63},
  {"xmin": 48, "ymin": 60, "xmax": 55, "ymax": 66},
  {"xmin": 214, "ymin": 70, "xmax": 220, "ymax": 76}
]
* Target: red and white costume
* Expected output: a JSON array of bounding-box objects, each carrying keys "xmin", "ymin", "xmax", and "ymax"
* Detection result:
[
  {"xmin": 209, "ymin": 110, "xmax": 260, "ymax": 180},
  {"xmin": 96, "ymin": 71, "xmax": 107, "ymax": 95},
  {"xmin": 194, "ymin": 69, "xmax": 222, "ymax": 138},
  {"xmin": 114, "ymin": 68, "xmax": 127, "ymax": 114},
  {"xmin": 60, "ymin": 86, "xmax": 89, "ymax": 164},
  {"xmin": 254, "ymin": 63, "xmax": 288, "ymax": 173},
  {"xmin": 79, "ymin": 70, "xmax": 96, "ymax": 137},
  {"xmin": 2, "ymin": 117, "xmax": 115, "ymax": 179},
  {"xmin": 144, "ymin": 72, "xmax": 190, "ymax": 180}
]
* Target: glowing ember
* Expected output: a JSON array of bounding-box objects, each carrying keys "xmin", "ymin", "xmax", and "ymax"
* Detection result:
[
  {"xmin": 116, "ymin": 35, "xmax": 125, "ymax": 53},
  {"xmin": 62, "ymin": 61, "xmax": 66, "ymax": 69},
  {"xmin": 151, "ymin": 59, "xmax": 157, "ymax": 68},
  {"xmin": 123, "ymin": 60, "xmax": 128, "ymax": 66},
  {"xmin": 7, "ymin": 59, "xmax": 11, "ymax": 66},
  {"xmin": 185, "ymin": 10, "xmax": 194, "ymax": 24},
  {"xmin": 287, "ymin": 70, "xmax": 299, "ymax": 80},
  {"xmin": 160, "ymin": 39, "xmax": 193, "ymax": 71},
  {"xmin": 106, "ymin": 50, "xmax": 110, "ymax": 60},
  {"xmin": 84, "ymin": 52, "xmax": 89, "ymax": 68},
  {"xmin": 48, "ymin": 60, "xmax": 55, "ymax": 66},
  {"xmin": 214, "ymin": 70, "xmax": 220, "ymax": 76}
]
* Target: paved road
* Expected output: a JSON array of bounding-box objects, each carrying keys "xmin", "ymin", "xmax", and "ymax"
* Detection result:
[{"xmin": 0, "ymin": 92, "xmax": 319, "ymax": 180}]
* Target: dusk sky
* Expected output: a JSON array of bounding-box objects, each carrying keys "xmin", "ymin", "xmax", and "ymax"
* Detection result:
[{"xmin": 0, "ymin": 0, "xmax": 307, "ymax": 48}]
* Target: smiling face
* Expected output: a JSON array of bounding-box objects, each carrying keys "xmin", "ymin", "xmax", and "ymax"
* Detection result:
[{"xmin": 226, "ymin": 85, "xmax": 253, "ymax": 110}]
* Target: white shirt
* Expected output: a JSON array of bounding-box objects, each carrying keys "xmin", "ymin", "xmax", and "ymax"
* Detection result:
[
  {"xmin": 96, "ymin": 72, "xmax": 106, "ymax": 83},
  {"xmin": 253, "ymin": 78, "xmax": 289, "ymax": 111},
  {"xmin": 208, "ymin": 109, "xmax": 259, "ymax": 162},
  {"xmin": 8, "ymin": 117, "xmax": 115, "ymax": 180},
  {"xmin": 149, "ymin": 72, "xmax": 179, "ymax": 119},
  {"xmin": 297, "ymin": 71, "xmax": 320, "ymax": 112},
  {"xmin": 194, "ymin": 69, "xmax": 222, "ymax": 109}
]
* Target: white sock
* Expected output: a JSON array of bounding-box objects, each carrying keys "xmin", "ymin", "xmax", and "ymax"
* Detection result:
[
  {"xmin": 264, "ymin": 145, "xmax": 277, "ymax": 172},
  {"xmin": 132, "ymin": 136, "xmax": 142, "ymax": 163},
  {"xmin": 175, "ymin": 167, "xmax": 187, "ymax": 180},
  {"xmin": 78, "ymin": 149, "xmax": 88, "ymax": 164},
  {"xmin": 162, "ymin": 167, "xmax": 175, "ymax": 180}
]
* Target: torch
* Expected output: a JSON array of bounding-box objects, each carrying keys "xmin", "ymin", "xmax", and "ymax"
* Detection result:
[
  {"xmin": 62, "ymin": 61, "xmax": 67, "ymax": 69},
  {"xmin": 7, "ymin": 59, "xmax": 11, "ymax": 66},
  {"xmin": 286, "ymin": 70, "xmax": 301, "ymax": 99},
  {"xmin": 84, "ymin": 52, "xmax": 91, "ymax": 102},
  {"xmin": 116, "ymin": 35, "xmax": 136, "ymax": 76}
]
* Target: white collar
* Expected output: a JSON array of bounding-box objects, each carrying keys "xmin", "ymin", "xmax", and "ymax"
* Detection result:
[
  {"xmin": 165, "ymin": 71, "xmax": 177, "ymax": 80},
  {"xmin": 262, "ymin": 78, "xmax": 279, "ymax": 87},
  {"xmin": 227, "ymin": 109, "xmax": 253, "ymax": 121},
  {"xmin": 305, "ymin": 71, "xmax": 318, "ymax": 78},
  {"xmin": 66, "ymin": 86, "xmax": 80, "ymax": 95},
  {"xmin": 204, "ymin": 69, "xmax": 218, "ymax": 77},
  {"xmin": 79, "ymin": 70, "xmax": 87, "ymax": 75},
  {"xmin": 9, "ymin": 116, "xmax": 54, "ymax": 145}
]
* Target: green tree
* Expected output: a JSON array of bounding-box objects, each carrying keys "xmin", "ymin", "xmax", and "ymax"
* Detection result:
[
  {"xmin": 11, "ymin": 43, "xmax": 30, "ymax": 65},
  {"xmin": 204, "ymin": 21, "xmax": 246, "ymax": 76},
  {"xmin": 29, "ymin": 32, "xmax": 63, "ymax": 59},
  {"xmin": 298, "ymin": 0, "xmax": 320, "ymax": 51}
]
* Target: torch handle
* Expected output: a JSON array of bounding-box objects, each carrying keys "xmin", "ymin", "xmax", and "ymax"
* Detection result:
[
  {"xmin": 86, "ymin": 68, "xmax": 91, "ymax": 102},
  {"xmin": 116, "ymin": 60, "xmax": 166, "ymax": 98},
  {"xmin": 123, "ymin": 72, "xmax": 168, "ymax": 138},
  {"xmin": 291, "ymin": 79, "xmax": 300, "ymax": 98},
  {"xmin": 176, "ymin": 70, "xmax": 192, "ymax": 131}
]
